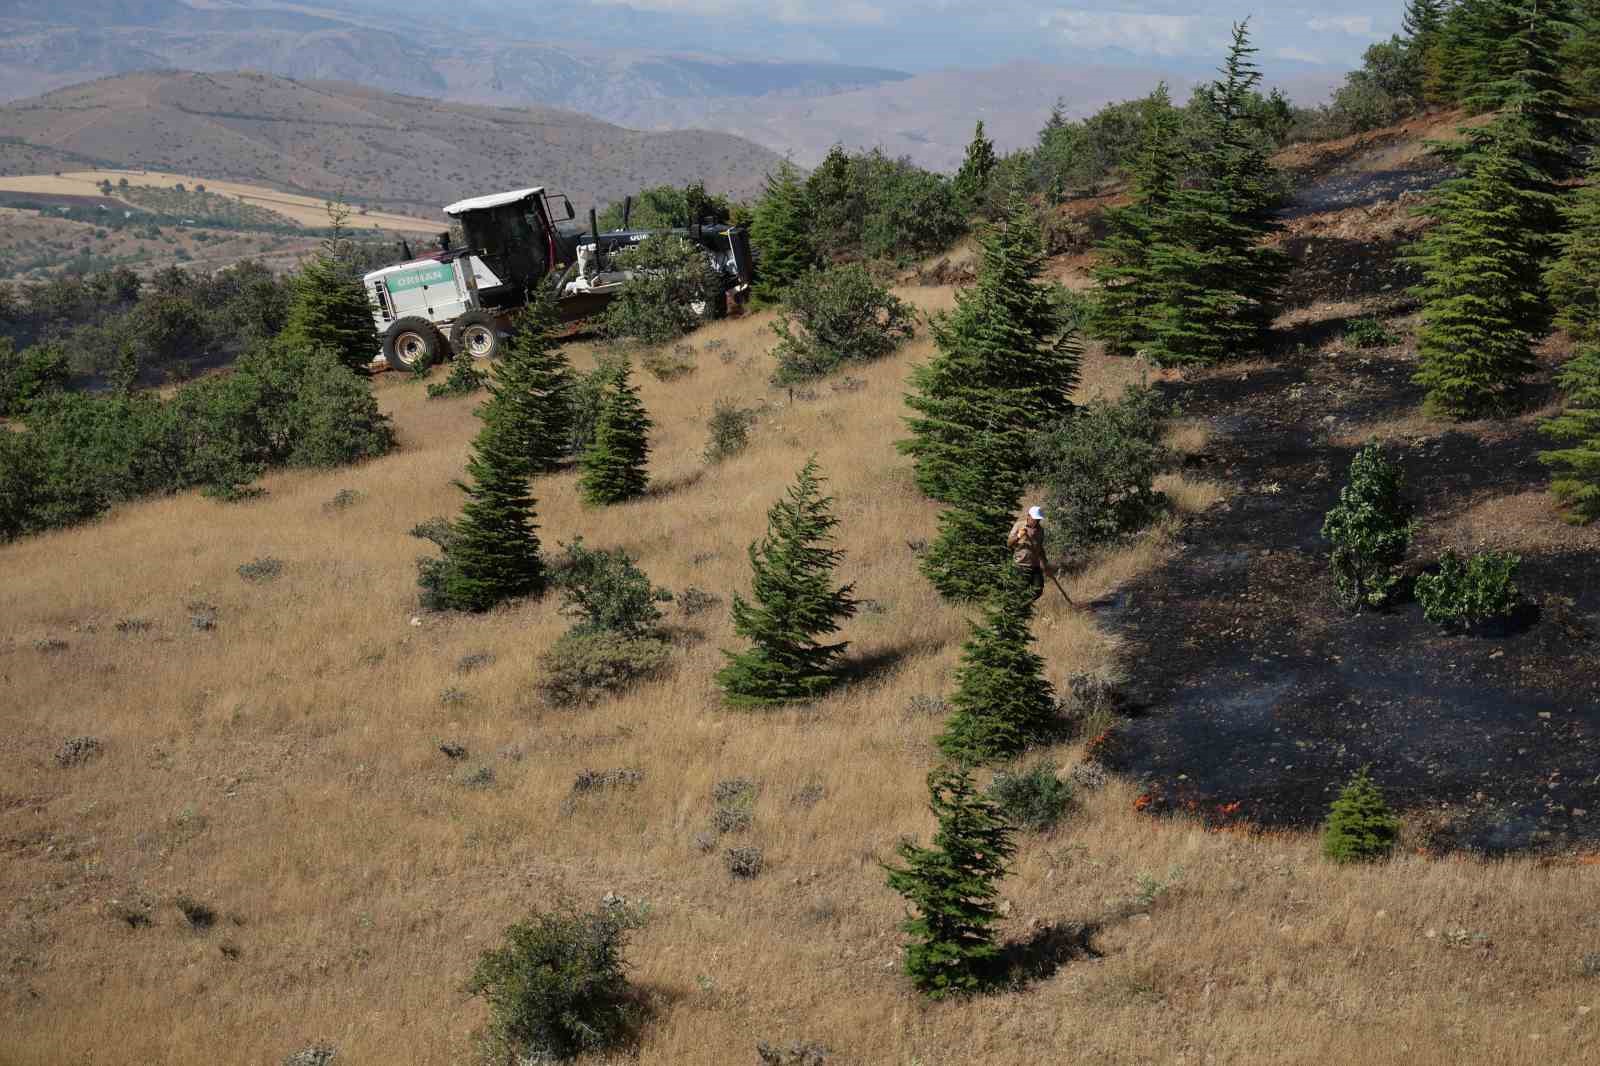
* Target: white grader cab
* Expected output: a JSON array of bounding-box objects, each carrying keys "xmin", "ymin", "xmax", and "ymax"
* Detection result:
[{"xmin": 363, "ymin": 186, "xmax": 752, "ymax": 371}]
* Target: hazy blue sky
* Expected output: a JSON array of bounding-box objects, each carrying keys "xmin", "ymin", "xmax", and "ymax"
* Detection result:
[{"xmin": 583, "ymin": 1, "xmax": 1402, "ymax": 72}]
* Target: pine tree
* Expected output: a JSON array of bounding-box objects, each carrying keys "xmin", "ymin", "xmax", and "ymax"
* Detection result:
[
  {"xmin": 1143, "ymin": 21, "xmax": 1287, "ymax": 368},
  {"xmin": 577, "ymin": 361, "xmax": 651, "ymax": 505},
  {"xmin": 428, "ymin": 414, "xmax": 545, "ymax": 613},
  {"xmin": 883, "ymin": 766, "xmax": 1016, "ymax": 998},
  {"xmin": 1087, "ymin": 83, "xmax": 1183, "ymax": 355},
  {"xmin": 919, "ymin": 438, "xmax": 1021, "ymax": 602},
  {"xmin": 1408, "ymin": 134, "xmax": 1546, "ymax": 417},
  {"xmin": 952, "ymin": 120, "xmax": 998, "ymax": 209},
  {"xmin": 1321, "ymin": 767, "xmax": 1399, "ymax": 864},
  {"xmin": 484, "ymin": 295, "xmax": 574, "ymax": 474},
  {"xmin": 1546, "ymin": 157, "xmax": 1600, "ymax": 347},
  {"xmin": 1540, "ymin": 345, "xmax": 1600, "ymax": 522},
  {"xmin": 750, "ymin": 160, "xmax": 818, "ymax": 299},
  {"xmin": 936, "ymin": 574, "xmax": 1058, "ymax": 764},
  {"xmin": 717, "ymin": 457, "xmax": 857, "ymax": 706},
  {"xmin": 1564, "ymin": 0, "xmax": 1600, "ymax": 112},
  {"xmin": 899, "ymin": 193, "xmax": 1081, "ymax": 502},
  {"xmin": 283, "ymin": 201, "xmax": 378, "ymax": 375},
  {"xmin": 1463, "ymin": 0, "xmax": 1584, "ymax": 184},
  {"xmin": 1402, "ymin": 0, "xmax": 1450, "ymax": 102}
]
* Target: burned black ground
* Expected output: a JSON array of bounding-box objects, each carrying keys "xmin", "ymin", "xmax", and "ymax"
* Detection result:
[{"xmin": 1099, "ymin": 338, "xmax": 1600, "ymax": 854}]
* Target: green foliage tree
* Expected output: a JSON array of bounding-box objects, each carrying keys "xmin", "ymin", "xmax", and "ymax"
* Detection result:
[
  {"xmin": 1322, "ymin": 442, "xmax": 1415, "ymax": 611},
  {"xmin": 900, "ymin": 194, "xmax": 1081, "ymax": 503},
  {"xmin": 883, "ymin": 766, "xmax": 1016, "ymax": 998},
  {"xmin": 770, "ymin": 265, "xmax": 913, "ymax": 383},
  {"xmin": 919, "ymin": 437, "xmax": 1021, "ymax": 602},
  {"xmin": 1087, "ymin": 83, "xmax": 1183, "ymax": 355},
  {"xmin": 1565, "ymin": 0, "xmax": 1600, "ymax": 111},
  {"xmin": 1540, "ymin": 345, "xmax": 1600, "ymax": 522},
  {"xmin": 1402, "ymin": 0, "xmax": 1450, "ymax": 102},
  {"xmin": 420, "ymin": 415, "xmax": 545, "ymax": 613},
  {"xmin": 936, "ymin": 574, "xmax": 1058, "ymax": 764},
  {"xmin": 484, "ymin": 296, "xmax": 573, "ymax": 474},
  {"xmin": 578, "ymin": 361, "xmax": 652, "ymax": 505},
  {"xmin": 1143, "ymin": 21, "xmax": 1288, "ymax": 368},
  {"xmin": 952, "ymin": 120, "xmax": 998, "ymax": 208},
  {"xmin": 716, "ymin": 457, "xmax": 857, "ymax": 707},
  {"xmin": 466, "ymin": 901, "xmax": 636, "ymax": 1062},
  {"xmin": 0, "ymin": 338, "xmax": 69, "ymax": 415},
  {"xmin": 599, "ymin": 234, "xmax": 721, "ymax": 345},
  {"xmin": 282, "ymin": 202, "xmax": 377, "ymax": 375},
  {"xmin": 1408, "ymin": 136, "xmax": 1547, "ymax": 417},
  {"xmin": 1415, "ymin": 548, "xmax": 1522, "ymax": 628},
  {"xmin": 554, "ymin": 537, "xmax": 667, "ymax": 637},
  {"xmin": 750, "ymin": 161, "xmax": 817, "ymax": 299},
  {"xmin": 596, "ymin": 181, "xmax": 731, "ymax": 230},
  {"xmin": 1321, "ymin": 767, "xmax": 1400, "ymax": 864},
  {"xmin": 1546, "ymin": 158, "xmax": 1600, "ymax": 347}
]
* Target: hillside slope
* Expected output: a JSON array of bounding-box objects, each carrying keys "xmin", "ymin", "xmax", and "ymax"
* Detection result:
[{"xmin": 0, "ymin": 71, "xmax": 787, "ymax": 214}]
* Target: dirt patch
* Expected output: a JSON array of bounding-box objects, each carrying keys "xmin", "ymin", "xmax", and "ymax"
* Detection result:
[{"xmin": 1099, "ymin": 338, "xmax": 1600, "ymax": 855}]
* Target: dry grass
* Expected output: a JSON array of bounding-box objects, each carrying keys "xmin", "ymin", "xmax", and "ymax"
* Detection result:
[{"xmin": 4, "ymin": 302, "xmax": 1600, "ymax": 1066}]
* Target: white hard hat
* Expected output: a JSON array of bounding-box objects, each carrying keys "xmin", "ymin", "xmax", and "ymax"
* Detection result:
[{"xmin": 1028, "ymin": 506, "xmax": 1044, "ymax": 521}]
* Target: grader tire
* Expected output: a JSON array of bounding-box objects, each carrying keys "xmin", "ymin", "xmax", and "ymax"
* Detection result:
[
  {"xmin": 449, "ymin": 310, "xmax": 503, "ymax": 361},
  {"xmin": 382, "ymin": 317, "xmax": 443, "ymax": 372}
]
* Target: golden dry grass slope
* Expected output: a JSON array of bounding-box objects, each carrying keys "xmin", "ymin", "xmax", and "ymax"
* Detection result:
[
  {"xmin": 0, "ymin": 71, "xmax": 787, "ymax": 217},
  {"xmin": 3, "ymin": 284, "xmax": 1600, "ymax": 1066}
]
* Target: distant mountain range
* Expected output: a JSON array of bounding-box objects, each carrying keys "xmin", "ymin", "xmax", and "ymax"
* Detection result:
[{"xmin": 0, "ymin": 71, "xmax": 786, "ymax": 215}]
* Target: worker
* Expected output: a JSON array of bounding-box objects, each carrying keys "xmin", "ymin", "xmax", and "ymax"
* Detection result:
[{"xmin": 1007, "ymin": 505, "xmax": 1049, "ymax": 601}]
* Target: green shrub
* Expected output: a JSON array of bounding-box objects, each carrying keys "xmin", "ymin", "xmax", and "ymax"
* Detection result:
[
  {"xmin": 770, "ymin": 266, "xmax": 913, "ymax": 384},
  {"xmin": 1322, "ymin": 767, "xmax": 1399, "ymax": 864},
  {"xmin": 565, "ymin": 359, "xmax": 622, "ymax": 457},
  {"xmin": 466, "ymin": 901, "xmax": 637, "ymax": 1063},
  {"xmin": 986, "ymin": 760, "xmax": 1073, "ymax": 832},
  {"xmin": 640, "ymin": 344, "xmax": 696, "ymax": 382},
  {"xmin": 1414, "ymin": 549, "xmax": 1520, "ymax": 630},
  {"xmin": 0, "ymin": 338, "xmax": 69, "ymax": 415},
  {"xmin": 537, "ymin": 631, "xmax": 671, "ymax": 706},
  {"xmin": 426, "ymin": 351, "xmax": 484, "ymax": 399},
  {"xmin": 553, "ymin": 537, "xmax": 669, "ymax": 637},
  {"xmin": 1344, "ymin": 316, "xmax": 1399, "ymax": 349},
  {"xmin": 1032, "ymin": 384, "xmax": 1173, "ymax": 555},
  {"xmin": 1322, "ymin": 442, "xmax": 1414, "ymax": 610},
  {"xmin": 703, "ymin": 399, "xmax": 758, "ymax": 463},
  {"xmin": 599, "ymin": 234, "xmax": 720, "ymax": 345}
]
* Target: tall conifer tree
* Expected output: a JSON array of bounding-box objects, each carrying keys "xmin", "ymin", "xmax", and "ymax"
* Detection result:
[
  {"xmin": 578, "ymin": 361, "xmax": 652, "ymax": 505},
  {"xmin": 936, "ymin": 575, "xmax": 1058, "ymax": 764},
  {"xmin": 1547, "ymin": 158, "xmax": 1600, "ymax": 347},
  {"xmin": 919, "ymin": 438, "xmax": 1021, "ymax": 602},
  {"xmin": 424, "ymin": 414, "xmax": 545, "ymax": 612},
  {"xmin": 484, "ymin": 294, "xmax": 574, "ymax": 475},
  {"xmin": 717, "ymin": 458, "xmax": 857, "ymax": 706},
  {"xmin": 899, "ymin": 194, "xmax": 1080, "ymax": 502},
  {"xmin": 283, "ymin": 202, "xmax": 377, "ymax": 375},
  {"xmin": 1540, "ymin": 346, "xmax": 1600, "ymax": 522},
  {"xmin": 1087, "ymin": 83, "xmax": 1183, "ymax": 355},
  {"xmin": 750, "ymin": 160, "xmax": 817, "ymax": 299},
  {"xmin": 883, "ymin": 767, "xmax": 1016, "ymax": 998},
  {"xmin": 953, "ymin": 121, "xmax": 999, "ymax": 209}
]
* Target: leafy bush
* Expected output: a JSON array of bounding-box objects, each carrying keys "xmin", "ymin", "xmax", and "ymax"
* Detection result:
[
  {"xmin": 238, "ymin": 557, "xmax": 283, "ymax": 583},
  {"xmin": 553, "ymin": 537, "xmax": 669, "ymax": 637},
  {"xmin": 1322, "ymin": 767, "xmax": 1399, "ymax": 864},
  {"xmin": 725, "ymin": 846, "xmax": 764, "ymax": 879},
  {"xmin": 711, "ymin": 778, "xmax": 758, "ymax": 834},
  {"xmin": 1344, "ymin": 316, "xmax": 1399, "ymax": 349},
  {"xmin": 426, "ymin": 352, "xmax": 484, "ymax": 398},
  {"xmin": 1322, "ymin": 442, "xmax": 1414, "ymax": 610},
  {"xmin": 770, "ymin": 266, "xmax": 913, "ymax": 384},
  {"xmin": 703, "ymin": 399, "xmax": 758, "ymax": 463},
  {"xmin": 0, "ymin": 338, "xmax": 69, "ymax": 415},
  {"xmin": 466, "ymin": 901, "xmax": 637, "ymax": 1062},
  {"xmin": 599, "ymin": 234, "xmax": 721, "ymax": 344},
  {"xmin": 1415, "ymin": 549, "xmax": 1521, "ymax": 630},
  {"xmin": 536, "ymin": 631, "xmax": 671, "ymax": 706},
  {"xmin": 1031, "ymin": 384, "xmax": 1173, "ymax": 555},
  {"xmin": 986, "ymin": 760, "xmax": 1073, "ymax": 832}
]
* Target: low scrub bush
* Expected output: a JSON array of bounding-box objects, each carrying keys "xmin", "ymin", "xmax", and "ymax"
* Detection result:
[
  {"xmin": 599, "ymin": 234, "xmax": 721, "ymax": 345},
  {"xmin": 1344, "ymin": 316, "xmax": 1398, "ymax": 349},
  {"xmin": 710, "ymin": 777, "xmax": 758, "ymax": 834},
  {"xmin": 676, "ymin": 586, "xmax": 721, "ymax": 617},
  {"xmin": 1322, "ymin": 767, "xmax": 1398, "ymax": 864},
  {"xmin": 1415, "ymin": 549, "xmax": 1521, "ymax": 630},
  {"xmin": 986, "ymin": 761, "xmax": 1073, "ymax": 832},
  {"xmin": 1032, "ymin": 384, "xmax": 1173, "ymax": 555},
  {"xmin": 703, "ymin": 399, "xmax": 758, "ymax": 463},
  {"xmin": 237, "ymin": 557, "xmax": 283, "ymax": 583},
  {"xmin": 770, "ymin": 266, "xmax": 913, "ymax": 384},
  {"xmin": 0, "ymin": 338, "xmax": 69, "ymax": 416},
  {"xmin": 566, "ymin": 358, "xmax": 624, "ymax": 457},
  {"xmin": 466, "ymin": 901, "xmax": 638, "ymax": 1063},
  {"xmin": 1322, "ymin": 442, "xmax": 1414, "ymax": 610},
  {"xmin": 552, "ymin": 537, "xmax": 669, "ymax": 637},
  {"xmin": 641, "ymin": 344, "xmax": 696, "ymax": 382},
  {"xmin": 425, "ymin": 352, "xmax": 484, "ymax": 398},
  {"xmin": 536, "ymin": 631, "xmax": 671, "ymax": 706},
  {"xmin": 725, "ymin": 846, "xmax": 764, "ymax": 879}
]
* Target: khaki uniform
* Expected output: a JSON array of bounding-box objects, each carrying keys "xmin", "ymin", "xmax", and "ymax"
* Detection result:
[{"xmin": 1007, "ymin": 518, "xmax": 1045, "ymax": 570}]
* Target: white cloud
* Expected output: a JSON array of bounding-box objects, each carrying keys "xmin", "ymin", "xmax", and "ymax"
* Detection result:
[
  {"xmin": 1039, "ymin": 9, "xmax": 1223, "ymax": 57},
  {"xmin": 1275, "ymin": 46, "xmax": 1326, "ymax": 64},
  {"xmin": 1306, "ymin": 15, "xmax": 1375, "ymax": 37},
  {"xmin": 588, "ymin": 0, "xmax": 886, "ymax": 25}
]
